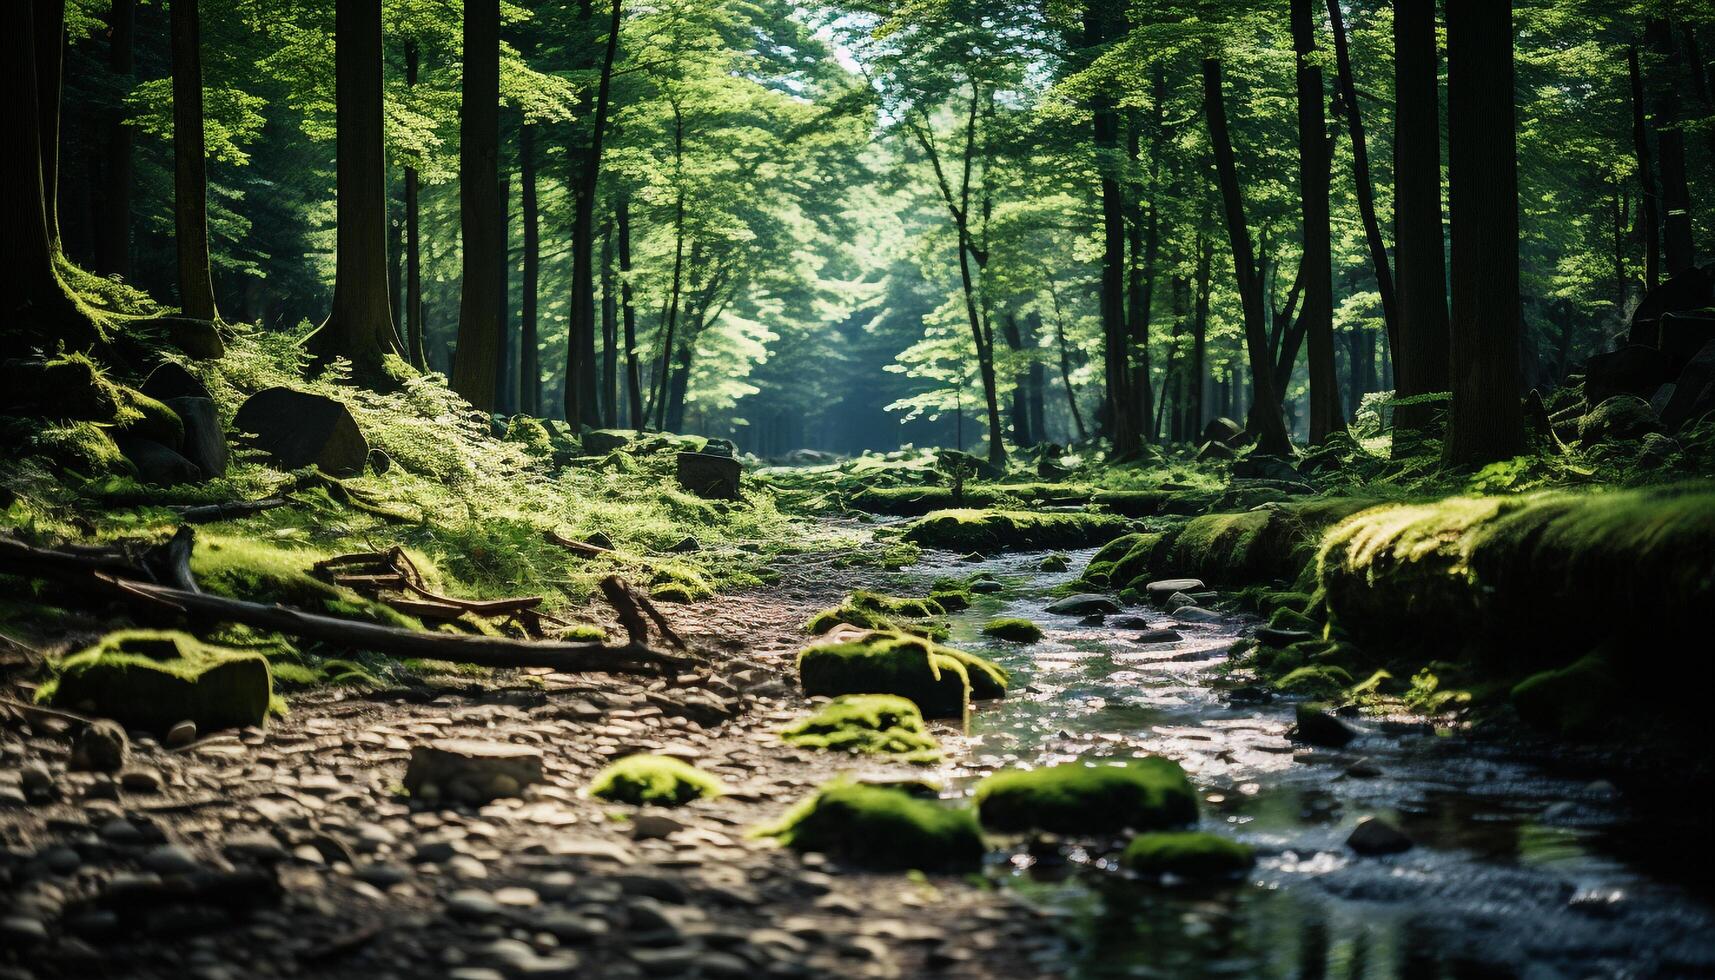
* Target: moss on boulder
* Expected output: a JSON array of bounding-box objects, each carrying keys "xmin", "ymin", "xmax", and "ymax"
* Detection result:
[
  {"xmin": 796, "ymin": 631, "xmax": 1008, "ymax": 717},
  {"xmin": 588, "ymin": 754, "xmax": 726, "ymax": 806},
  {"xmin": 904, "ymin": 509, "xmax": 1132, "ymax": 553},
  {"xmin": 974, "ymin": 758, "xmax": 1198, "ymax": 835},
  {"xmin": 757, "ymin": 781, "xmax": 983, "ymax": 872},
  {"xmin": 1126, "ymin": 498, "xmax": 1378, "ymax": 590},
  {"xmin": 1510, "ymin": 654, "xmax": 1616, "ymax": 737},
  {"xmin": 981, "ymin": 618, "xmax": 1043, "ymax": 643},
  {"xmin": 848, "ymin": 485, "xmax": 1009, "ymax": 516},
  {"xmin": 37, "ymin": 630, "xmax": 276, "ymax": 732},
  {"xmin": 1272, "ymin": 665, "xmax": 1353, "ymax": 699},
  {"xmin": 805, "ymin": 590, "xmax": 949, "ymax": 640},
  {"xmin": 1123, "ymin": 831, "xmax": 1255, "ymax": 877},
  {"xmin": 780, "ymin": 695, "xmax": 940, "ymax": 763}
]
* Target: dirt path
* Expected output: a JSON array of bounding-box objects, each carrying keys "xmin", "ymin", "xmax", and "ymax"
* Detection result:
[{"xmin": 0, "ymin": 546, "xmax": 1062, "ymax": 980}]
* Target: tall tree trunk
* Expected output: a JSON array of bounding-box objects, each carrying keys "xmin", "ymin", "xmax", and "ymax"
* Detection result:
[
  {"xmin": 1190, "ymin": 228, "xmax": 1210, "ymax": 438},
  {"xmin": 1092, "ymin": 28, "xmax": 1133, "ymax": 453},
  {"xmin": 1294, "ymin": 0, "xmax": 1343, "ymax": 444},
  {"xmin": 1646, "ymin": 18, "xmax": 1698, "ymax": 276},
  {"xmin": 1393, "ymin": 0, "xmax": 1453, "ymax": 454},
  {"xmin": 388, "ymin": 187, "xmax": 404, "ymax": 338},
  {"xmin": 617, "ymin": 190, "xmax": 643, "ymax": 428},
  {"xmin": 171, "ymin": 0, "xmax": 218, "ymax": 321},
  {"xmin": 97, "ymin": 0, "xmax": 134, "ymax": 277},
  {"xmin": 1047, "ymin": 281, "xmax": 1088, "ymax": 441},
  {"xmin": 651, "ymin": 163, "xmax": 686, "ymax": 431},
  {"xmin": 1685, "ymin": 24, "xmax": 1715, "ymax": 159},
  {"xmin": 1202, "ymin": 57, "xmax": 1293, "ymax": 457},
  {"xmin": 1000, "ymin": 313, "xmax": 1033, "ymax": 446},
  {"xmin": 1127, "ymin": 70, "xmax": 1163, "ymax": 448},
  {"xmin": 453, "ymin": 0, "xmax": 503, "ymax": 409},
  {"xmin": 495, "ymin": 161, "xmax": 513, "ymax": 415},
  {"xmin": 1628, "ymin": 45, "xmax": 1662, "ymax": 292},
  {"xmin": 404, "ymin": 42, "xmax": 426, "ymax": 369},
  {"xmin": 566, "ymin": 0, "xmax": 623, "ymax": 426},
  {"xmin": 519, "ymin": 121, "xmax": 539, "ymax": 415},
  {"xmin": 35, "ymin": 0, "xmax": 64, "ymax": 248},
  {"xmin": 600, "ymin": 217, "xmax": 619, "ymax": 426},
  {"xmin": 1443, "ymin": 0, "xmax": 1526, "ymax": 465},
  {"xmin": 1024, "ymin": 311, "xmax": 1048, "ymax": 445},
  {"xmin": 1326, "ymin": 0, "xmax": 1397, "ymax": 350}
]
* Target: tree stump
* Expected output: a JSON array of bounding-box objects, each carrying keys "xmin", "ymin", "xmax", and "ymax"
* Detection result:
[{"xmin": 675, "ymin": 452, "xmax": 740, "ymax": 500}]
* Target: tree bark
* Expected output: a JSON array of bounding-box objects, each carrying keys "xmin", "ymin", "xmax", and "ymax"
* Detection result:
[
  {"xmin": 1443, "ymin": 0, "xmax": 1526, "ymax": 465},
  {"xmin": 1190, "ymin": 227, "xmax": 1210, "ymax": 438},
  {"xmin": 1000, "ymin": 313, "xmax": 1033, "ymax": 447},
  {"xmin": 600, "ymin": 217, "xmax": 619, "ymax": 426},
  {"xmin": 170, "ymin": 0, "xmax": 218, "ymax": 321},
  {"xmin": 1393, "ymin": 0, "xmax": 1452, "ymax": 453},
  {"xmin": 1646, "ymin": 18, "xmax": 1698, "ymax": 276},
  {"xmin": 1023, "ymin": 311, "xmax": 1048, "ymax": 444},
  {"xmin": 617, "ymin": 190, "xmax": 644, "ymax": 428},
  {"xmin": 35, "ymin": 0, "xmax": 65, "ymax": 248},
  {"xmin": 495, "ymin": 160, "xmax": 513, "ymax": 415},
  {"xmin": 1293, "ymin": 0, "xmax": 1343, "ymax": 444},
  {"xmin": 1126, "ymin": 70, "xmax": 1164, "ymax": 449},
  {"xmin": 404, "ymin": 42, "xmax": 426, "ymax": 369},
  {"xmin": 1090, "ymin": 9, "xmax": 1133, "ymax": 454},
  {"xmin": 1046, "ymin": 280, "xmax": 1088, "ymax": 441},
  {"xmin": 566, "ymin": 0, "xmax": 623, "ymax": 426},
  {"xmin": 651, "ymin": 154, "xmax": 686, "ymax": 431},
  {"xmin": 519, "ymin": 122, "xmax": 540, "ymax": 414},
  {"xmin": 96, "ymin": 0, "xmax": 135, "ymax": 277},
  {"xmin": 453, "ymin": 0, "xmax": 503, "ymax": 409},
  {"xmin": 1326, "ymin": 0, "xmax": 1397, "ymax": 351},
  {"xmin": 1627, "ymin": 46, "xmax": 1662, "ymax": 292},
  {"xmin": 1202, "ymin": 57, "xmax": 1293, "ymax": 456}
]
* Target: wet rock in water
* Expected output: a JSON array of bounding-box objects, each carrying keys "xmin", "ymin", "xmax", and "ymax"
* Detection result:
[
  {"xmin": 71, "ymin": 720, "xmax": 130, "ymax": 773},
  {"xmin": 974, "ymin": 757, "xmax": 1198, "ymax": 835},
  {"xmin": 1224, "ymin": 685, "xmax": 1272, "ymax": 704},
  {"xmin": 165, "ymin": 720, "xmax": 198, "ymax": 748},
  {"xmin": 1123, "ymin": 831, "xmax": 1255, "ymax": 877},
  {"xmin": 675, "ymin": 451, "xmax": 742, "ymax": 500},
  {"xmin": 1347, "ymin": 816, "xmax": 1413, "ymax": 855},
  {"xmin": 797, "ymin": 630, "xmax": 1009, "ymax": 718},
  {"xmin": 1134, "ymin": 628, "xmax": 1183, "ymax": 644},
  {"xmin": 1292, "ymin": 705, "xmax": 1357, "ymax": 748},
  {"xmin": 1256, "ymin": 626, "xmax": 1314, "ymax": 648},
  {"xmin": 1109, "ymin": 615, "xmax": 1151, "ymax": 629},
  {"xmin": 163, "ymin": 395, "xmax": 227, "ymax": 478},
  {"xmin": 757, "ymin": 781, "xmax": 982, "ymax": 872},
  {"xmin": 404, "ymin": 739, "xmax": 546, "ymax": 806},
  {"xmin": 1172, "ymin": 606, "xmax": 1222, "ymax": 623},
  {"xmin": 1040, "ymin": 553, "xmax": 1071, "ymax": 572},
  {"xmin": 1343, "ymin": 758, "xmax": 1382, "ymax": 779},
  {"xmin": 1145, "ymin": 579, "xmax": 1205, "ymax": 604},
  {"xmin": 588, "ymin": 754, "xmax": 726, "ymax": 806},
  {"xmin": 1078, "ymin": 613, "xmax": 1106, "ymax": 626},
  {"xmin": 1045, "ymin": 594, "xmax": 1120, "ymax": 616},
  {"xmin": 233, "ymin": 386, "xmax": 369, "ymax": 476},
  {"xmin": 968, "ymin": 578, "xmax": 1005, "ymax": 594}
]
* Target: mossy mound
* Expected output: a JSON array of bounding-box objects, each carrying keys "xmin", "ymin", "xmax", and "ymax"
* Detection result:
[
  {"xmin": 981, "ymin": 618, "xmax": 1043, "ymax": 643},
  {"xmin": 903, "ymin": 509, "xmax": 1132, "ymax": 553},
  {"xmin": 1118, "ymin": 498, "xmax": 1378, "ymax": 590},
  {"xmin": 974, "ymin": 758, "xmax": 1198, "ymax": 835},
  {"xmin": 805, "ymin": 590, "xmax": 950, "ymax": 640},
  {"xmin": 756, "ymin": 781, "xmax": 983, "ymax": 872},
  {"xmin": 588, "ymin": 754, "xmax": 726, "ymax": 806},
  {"xmin": 780, "ymin": 695, "xmax": 940, "ymax": 763},
  {"xmin": 797, "ymin": 631, "xmax": 1007, "ymax": 718},
  {"xmin": 1272, "ymin": 665, "xmax": 1353, "ymax": 699},
  {"xmin": 36, "ymin": 630, "xmax": 277, "ymax": 732},
  {"xmin": 848, "ymin": 485, "xmax": 1010, "ymax": 515},
  {"xmin": 1123, "ymin": 831, "xmax": 1255, "ymax": 877},
  {"xmin": 1510, "ymin": 654, "xmax": 1616, "ymax": 737},
  {"xmin": 1090, "ymin": 490, "xmax": 1174, "ymax": 516},
  {"xmin": 191, "ymin": 534, "xmax": 418, "ymax": 627}
]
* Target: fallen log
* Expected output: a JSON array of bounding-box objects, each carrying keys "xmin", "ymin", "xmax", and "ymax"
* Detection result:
[
  {"xmin": 0, "ymin": 536, "xmax": 699, "ymax": 677},
  {"xmin": 170, "ymin": 498, "xmax": 292, "ymax": 524},
  {"xmin": 544, "ymin": 529, "xmax": 613, "ymax": 556}
]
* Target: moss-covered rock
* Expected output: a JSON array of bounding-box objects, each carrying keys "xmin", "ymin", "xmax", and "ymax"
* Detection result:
[
  {"xmin": 588, "ymin": 754, "xmax": 726, "ymax": 806},
  {"xmin": 1510, "ymin": 654, "xmax": 1615, "ymax": 737},
  {"xmin": 848, "ymin": 485, "xmax": 1009, "ymax": 515},
  {"xmin": 1091, "ymin": 490, "xmax": 1174, "ymax": 517},
  {"xmin": 974, "ymin": 758, "xmax": 1198, "ymax": 835},
  {"xmin": 1272, "ymin": 665, "xmax": 1353, "ymax": 699},
  {"xmin": 191, "ymin": 534, "xmax": 417, "ymax": 627},
  {"xmin": 805, "ymin": 590, "xmax": 949, "ymax": 640},
  {"xmin": 757, "ymin": 781, "xmax": 983, "ymax": 872},
  {"xmin": 1122, "ymin": 831, "xmax": 1255, "ymax": 877},
  {"xmin": 904, "ymin": 509, "xmax": 1132, "ymax": 553},
  {"xmin": 36, "ymin": 630, "xmax": 276, "ymax": 732},
  {"xmin": 981, "ymin": 618, "xmax": 1044, "ymax": 643},
  {"xmin": 1040, "ymin": 553, "xmax": 1071, "ymax": 572},
  {"xmin": 780, "ymin": 695, "xmax": 939, "ymax": 763},
  {"xmin": 797, "ymin": 631, "xmax": 972, "ymax": 720},
  {"xmin": 850, "ymin": 590, "xmax": 946, "ymax": 618},
  {"xmin": 1124, "ymin": 499, "xmax": 1378, "ymax": 590},
  {"xmin": 1577, "ymin": 395, "xmax": 1660, "ymax": 445}
]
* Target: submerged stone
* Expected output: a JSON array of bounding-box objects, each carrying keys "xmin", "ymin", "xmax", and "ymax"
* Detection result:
[
  {"xmin": 1292, "ymin": 705, "xmax": 1356, "ymax": 748},
  {"xmin": 1510, "ymin": 654, "xmax": 1615, "ymax": 738},
  {"xmin": 1046, "ymin": 594, "xmax": 1120, "ymax": 616},
  {"xmin": 981, "ymin": 618, "xmax": 1044, "ymax": 643},
  {"xmin": 1123, "ymin": 831, "xmax": 1255, "ymax": 877},
  {"xmin": 757, "ymin": 781, "xmax": 982, "ymax": 872},
  {"xmin": 37, "ymin": 630, "xmax": 274, "ymax": 733},
  {"xmin": 779, "ymin": 695, "xmax": 939, "ymax": 763},
  {"xmin": 974, "ymin": 758, "xmax": 1198, "ymax": 835},
  {"xmin": 1347, "ymin": 816, "xmax": 1413, "ymax": 856},
  {"xmin": 588, "ymin": 755, "xmax": 725, "ymax": 807}
]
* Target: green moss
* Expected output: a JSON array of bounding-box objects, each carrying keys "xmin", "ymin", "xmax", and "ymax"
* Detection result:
[
  {"xmin": 848, "ymin": 485, "xmax": 1010, "ymax": 516},
  {"xmin": 1133, "ymin": 499, "xmax": 1378, "ymax": 590},
  {"xmin": 1510, "ymin": 654, "xmax": 1616, "ymax": 737},
  {"xmin": 974, "ymin": 758, "xmax": 1198, "ymax": 835},
  {"xmin": 928, "ymin": 586, "xmax": 973, "ymax": 611},
  {"xmin": 796, "ymin": 631, "xmax": 973, "ymax": 720},
  {"xmin": 805, "ymin": 591, "xmax": 949, "ymax": 640},
  {"xmin": 34, "ymin": 421, "xmax": 135, "ymax": 477},
  {"xmin": 904, "ymin": 509, "xmax": 1132, "ymax": 553},
  {"xmin": 190, "ymin": 534, "xmax": 418, "ymax": 627},
  {"xmin": 780, "ymin": 695, "xmax": 940, "ymax": 763},
  {"xmin": 1268, "ymin": 606, "xmax": 1319, "ymax": 633},
  {"xmin": 502, "ymin": 416, "xmax": 554, "ymax": 456},
  {"xmin": 36, "ymin": 630, "xmax": 275, "ymax": 732},
  {"xmin": 1122, "ymin": 831, "xmax": 1255, "ymax": 877},
  {"xmin": 850, "ymin": 590, "xmax": 946, "ymax": 618},
  {"xmin": 1091, "ymin": 490, "xmax": 1174, "ymax": 517},
  {"xmin": 1272, "ymin": 665, "xmax": 1353, "ymax": 699},
  {"xmin": 981, "ymin": 618, "xmax": 1044, "ymax": 643},
  {"xmin": 756, "ymin": 780, "xmax": 983, "ymax": 872},
  {"xmin": 588, "ymin": 754, "xmax": 726, "ymax": 806},
  {"xmin": 112, "ymin": 386, "xmax": 184, "ymax": 448},
  {"xmin": 1040, "ymin": 553, "xmax": 1070, "ymax": 572}
]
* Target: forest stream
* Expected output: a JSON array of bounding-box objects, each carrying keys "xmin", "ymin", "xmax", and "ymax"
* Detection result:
[{"xmin": 885, "ymin": 547, "xmax": 1715, "ymax": 979}]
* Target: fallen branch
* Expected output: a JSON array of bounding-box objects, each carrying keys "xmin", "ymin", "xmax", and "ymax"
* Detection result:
[
  {"xmin": 544, "ymin": 529, "xmax": 613, "ymax": 557},
  {"xmin": 599, "ymin": 575, "xmax": 685, "ymax": 650},
  {"xmin": 170, "ymin": 498, "xmax": 291, "ymax": 524},
  {"xmin": 163, "ymin": 526, "xmax": 199, "ymax": 593}
]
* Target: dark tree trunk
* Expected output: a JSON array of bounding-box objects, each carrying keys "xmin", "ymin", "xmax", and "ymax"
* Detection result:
[
  {"xmin": 1685, "ymin": 24, "xmax": 1715, "ymax": 158},
  {"xmin": 1202, "ymin": 57, "xmax": 1293, "ymax": 456},
  {"xmin": 1393, "ymin": 0, "xmax": 1452, "ymax": 453},
  {"xmin": 600, "ymin": 218, "xmax": 619, "ymax": 426},
  {"xmin": 1444, "ymin": 0, "xmax": 1526, "ymax": 465},
  {"xmin": 495, "ymin": 162, "xmax": 513, "ymax": 415},
  {"xmin": 453, "ymin": 0, "xmax": 503, "ymax": 409},
  {"xmin": 566, "ymin": 0, "xmax": 623, "ymax": 426},
  {"xmin": 1024, "ymin": 311, "xmax": 1048, "ymax": 444},
  {"xmin": 96, "ymin": 0, "xmax": 135, "ymax": 277},
  {"xmin": 1628, "ymin": 45, "xmax": 1662, "ymax": 292},
  {"xmin": 1190, "ymin": 229, "xmax": 1210, "ymax": 438},
  {"xmin": 651, "ymin": 170, "xmax": 686, "ymax": 431},
  {"xmin": 617, "ymin": 190, "xmax": 643, "ymax": 428},
  {"xmin": 520, "ymin": 122, "xmax": 540, "ymax": 415},
  {"xmin": 404, "ymin": 42, "xmax": 426, "ymax": 369},
  {"xmin": 1646, "ymin": 18, "xmax": 1698, "ymax": 275},
  {"xmin": 1294, "ymin": 0, "xmax": 1342, "ymax": 444},
  {"xmin": 389, "ymin": 187, "xmax": 404, "ymax": 338},
  {"xmin": 1000, "ymin": 313, "xmax": 1033, "ymax": 447},
  {"xmin": 1048, "ymin": 285, "xmax": 1088, "ymax": 441},
  {"xmin": 1126, "ymin": 70, "xmax": 1163, "ymax": 448},
  {"xmin": 35, "ymin": 0, "xmax": 64, "ymax": 247},
  {"xmin": 171, "ymin": 0, "xmax": 218, "ymax": 321},
  {"xmin": 1092, "ymin": 9, "xmax": 1133, "ymax": 453},
  {"xmin": 1326, "ymin": 0, "xmax": 1397, "ymax": 350}
]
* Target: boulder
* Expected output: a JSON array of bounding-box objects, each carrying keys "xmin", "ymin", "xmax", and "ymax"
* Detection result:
[
  {"xmin": 1045, "ymin": 594, "xmax": 1120, "ymax": 616},
  {"xmin": 117, "ymin": 437, "xmax": 201, "ymax": 486},
  {"xmin": 1291, "ymin": 705, "xmax": 1356, "ymax": 748},
  {"xmin": 1660, "ymin": 340, "xmax": 1715, "ymax": 431},
  {"xmin": 587, "ymin": 754, "xmax": 725, "ymax": 806},
  {"xmin": 1200, "ymin": 417, "xmax": 1244, "ymax": 446},
  {"xmin": 1577, "ymin": 395, "xmax": 1660, "ymax": 445},
  {"xmin": 1197, "ymin": 440, "xmax": 1237, "ymax": 461},
  {"xmin": 141, "ymin": 362, "xmax": 212, "ymax": 402},
  {"xmin": 404, "ymin": 739, "xmax": 546, "ymax": 806},
  {"xmin": 164, "ymin": 396, "xmax": 227, "ymax": 479},
  {"xmin": 37, "ymin": 630, "xmax": 273, "ymax": 733},
  {"xmin": 233, "ymin": 386, "xmax": 368, "ymax": 476},
  {"xmin": 974, "ymin": 758, "xmax": 1198, "ymax": 834},
  {"xmin": 1657, "ymin": 311, "xmax": 1715, "ymax": 373},
  {"xmin": 1145, "ymin": 578, "xmax": 1205, "ymax": 603},
  {"xmin": 675, "ymin": 451, "xmax": 741, "ymax": 500},
  {"xmin": 1626, "ymin": 262, "xmax": 1715, "ymax": 350},
  {"xmin": 582, "ymin": 429, "xmax": 638, "ymax": 454},
  {"xmin": 70, "ymin": 720, "xmax": 130, "ymax": 773},
  {"xmin": 1347, "ymin": 816, "xmax": 1413, "ymax": 856},
  {"xmin": 1123, "ymin": 831, "xmax": 1255, "ymax": 877},
  {"xmin": 758, "ymin": 781, "xmax": 982, "ymax": 872},
  {"xmin": 1583, "ymin": 345, "xmax": 1669, "ymax": 405}
]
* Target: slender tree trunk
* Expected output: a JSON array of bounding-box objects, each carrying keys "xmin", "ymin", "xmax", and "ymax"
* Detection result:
[
  {"xmin": 1393, "ymin": 0, "xmax": 1452, "ymax": 453},
  {"xmin": 1612, "ymin": 182, "xmax": 1629, "ymax": 318},
  {"xmin": 651, "ymin": 167, "xmax": 686, "ymax": 431},
  {"xmin": 1646, "ymin": 18, "xmax": 1698, "ymax": 276},
  {"xmin": 519, "ymin": 122, "xmax": 540, "ymax": 415},
  {"xmin": 1000, "ymin": 313, "xmax": 1032, "ymax": 446},
  {"xmin": 1094, "ymin": 75, "xmax": 1133, "ymax": 451},
  {"xmin": 1047, "ymin": 281, "xmax": 1088, "ymax": 441},
  {"xmin": 1191, "ymin": 229, "xmax": 1210, "ymax": 438},
  {"xmin": 404, "ymin": 42, "xmax": 426, "ymax": 369},
  {"xmin": 1127, "ymin": 70, "xmax": 1163, "ymax": 448},
  {"xmin": 1685, "ymin": 24, "xmax": 1715, "ymax": 159},
  {"xmin": 495, "ymin": 162, "xmax": 513, "ymax": 415},
  {"xmin": 171, "ymin": 0, "xmax": 218, "ymax": 320},
  {"xmin": 453, "ymin": 0, "xmax": 503, "ymax": 409},
  {"xmin": 566, "ymin": 0, "xmax": 623, "ymax": 426},
  {"xmin": 1628, "ymin": 46, "xmax": 1662, "ymax": 292},
  {"xmin": 35, "ymin": 0, "xmax": 64, "ymax": 248},
  {"xmin": 1444, "ymin": 0, "xmax": 1526, "ymax": 465},
  {"xmin": 97, "ymin": 0, "xmax": 134, "ymax": 277},
  {"xmin": 388, "ymin": 188, "xmax": 404, "ymax": 338},
  {"xmin": 1024, "ymin": 311, "xmax": 1048, "ymax": 444},
  {"xmin": 600, "ymin": 218, "xmax": 619, "ymax": 426},
  {"xmin": 1202, "ymin": 57, "xmax": 1293, "ymax": 456},
  {"xmin": 1294, "ymin": 0, "xmax": 1342, "ymax": 444},
  {"xmin": 1326, "ymin": 0, "xmax": 1397, "ymax": 350},
  {"xmin": 617, "ymin": 190, "xmax": 643, "ymax": 428}
]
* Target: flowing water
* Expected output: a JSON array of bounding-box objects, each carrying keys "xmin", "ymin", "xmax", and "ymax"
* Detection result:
[{"xmin": 893, "ymin": 550, "xmax": 1715, "ymax": 979}]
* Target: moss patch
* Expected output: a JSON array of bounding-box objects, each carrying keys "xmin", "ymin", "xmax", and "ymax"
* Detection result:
[
  {"xmin": 904, "ymin": 509, "xmax": 1132, "ymax": 553},
  {"xmin": 191, "ymin": 534, "xmax": 418, "ymax": 627},
  {"xmin": 796, "ymin": 632, "xmax": 973, "ymax": 720},
  {"xmin": 974, "ymin": 758, "xmax": 1198, "ymax": 835},
  {"xmin": 756, "ymin": 780, "xmax": 983, "ymax": 872},
  {"xmin": 805, "ymin": 590, "xmax": 950, "ymax": 640},
  {"xmin": 36, "ymin": 630, "xmax": 276, "ymax": 732},
  {"xmin": 780, "ymin": 695, "xmax": 940, "ymax": 763},
  {"xmin": 981, "ymin": 618, "xmax": 1043, "ymax": 643},
  {"xmin": 1132, "ymin": 498, "xmax": 1378, "ymax": 589},
  {"xmin": 1510, "ymin": 654, "xmax": 1616, "ymax": 738},
  {"xmin": 588, "ymin": 754, "xmax": 726, "ymax": 806},
  {"xmin": 1123, "ymin": 831, "xmax": 1255, "ymax": 877}
]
